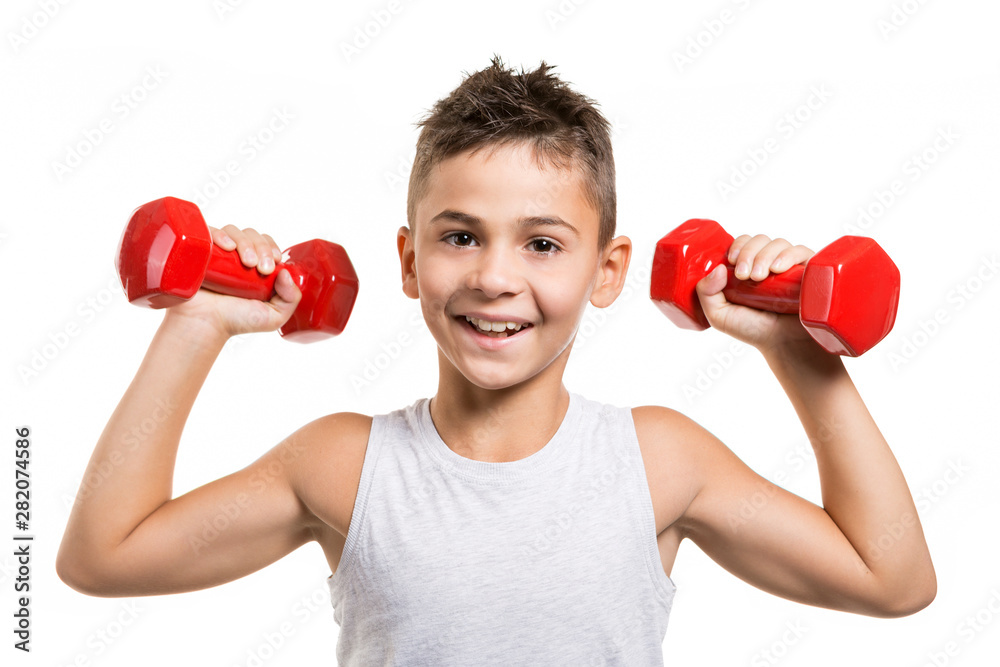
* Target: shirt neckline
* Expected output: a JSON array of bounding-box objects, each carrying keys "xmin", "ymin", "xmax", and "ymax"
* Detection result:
[{"xmin": 415, "ymin": 391, "xmax": 582, "ymax": 485}]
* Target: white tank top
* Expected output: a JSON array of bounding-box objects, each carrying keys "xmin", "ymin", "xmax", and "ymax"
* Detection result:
[{"xmin": 327, "ymin": 390, "xmax": 676, "ymax": 665}]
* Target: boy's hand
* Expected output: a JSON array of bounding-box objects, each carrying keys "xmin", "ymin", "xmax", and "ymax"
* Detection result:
[
  {"xmin": 165, "ymin": 225, "xmax": 302, "ymax": 339},
  {"xmin": 695, "ymin": 234, "xmax": 816, "ymax": 354}
]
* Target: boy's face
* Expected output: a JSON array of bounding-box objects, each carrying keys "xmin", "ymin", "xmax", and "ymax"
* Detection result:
[{"xmin": 397, "ymin": 142, "xmax": 630, "ymax": 391}]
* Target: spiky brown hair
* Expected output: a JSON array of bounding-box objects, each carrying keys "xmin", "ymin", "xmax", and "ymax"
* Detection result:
[{"xmin": 406, "ymin": 55, "xmax": 616, "ymax": 251}]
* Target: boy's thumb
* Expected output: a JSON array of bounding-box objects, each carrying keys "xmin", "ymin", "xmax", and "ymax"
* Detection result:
[
  {"xmin": 271, "ymin": 269, "xmax": 303, "ymax": 317},
  {"xmin": 695, "ymin": 264, "xmax": 729, "ymax": 322}
]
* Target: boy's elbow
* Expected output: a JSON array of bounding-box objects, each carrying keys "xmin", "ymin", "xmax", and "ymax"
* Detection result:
[
  {"xmin": 898, "ymin": 577, "xmax": 937, "ymax": 617},
  {"xmin": 880, "ymin": 587, "xmax": 936, "ymax": 618},
  {"xmin": 872, "ymin": 571, "xmax": 937, "ymax": 618},
  {"xmin": 56, "ymin": 550, "xmax": 96, "ymax": 595},
  {"xmin": 56, "ymin": 547, "xmax": 120, "ymax": 598}
]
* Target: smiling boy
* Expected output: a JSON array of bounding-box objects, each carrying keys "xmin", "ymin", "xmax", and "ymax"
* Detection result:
[{"xmin": 58, "ymin": 57, "xmax": 935, "ymax": 665}]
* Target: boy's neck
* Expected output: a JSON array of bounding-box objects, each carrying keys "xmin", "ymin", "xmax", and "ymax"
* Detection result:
[{"xmin": 428, "ymin": 372, "xmax": 571, "ymax": 464}]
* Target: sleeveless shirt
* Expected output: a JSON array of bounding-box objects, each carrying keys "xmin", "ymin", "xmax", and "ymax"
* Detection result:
[{"xmin": 327, "ymin": 391, "xmax": 676, "ymax": 665}]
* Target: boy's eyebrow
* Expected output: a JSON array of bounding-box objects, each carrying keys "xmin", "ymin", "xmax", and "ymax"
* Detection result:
[{"xmin": 428, "ymin": 209, "xmax": 580, "ymax": 238}]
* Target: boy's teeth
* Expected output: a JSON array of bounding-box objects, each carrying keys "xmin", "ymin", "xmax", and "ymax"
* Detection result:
[{"xmin": 464, "ymin": 316, "xmax": 526, "ymax": 334}]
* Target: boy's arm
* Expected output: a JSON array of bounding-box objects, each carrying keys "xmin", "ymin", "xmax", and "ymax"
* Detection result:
[
  {"xmin": 648, "ymin": 235, "xmax": 935, "ymax": 617},
  {"xmin": 57, "ymin": 227, "xmax": 326, "ymax": 597}
]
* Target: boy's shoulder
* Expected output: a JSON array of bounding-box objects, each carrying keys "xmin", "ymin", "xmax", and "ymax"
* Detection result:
[
  {"xmin": 285, "ymin": 411, "xmax": 373, "ymax": 538},
  {"xmin": 630, "ymin": 403, "xmax": 707, "ymax": 462},
  {"xmin": 629, "ymin": 403, "xmax": 720, "ymax": 461},
  {"xmin": 630, "ymin": 403, "xmax": 698, "ymax": 441},
  {"xmin": 629, "ymin": 404, "xmax": 721, "ymax": 537}
]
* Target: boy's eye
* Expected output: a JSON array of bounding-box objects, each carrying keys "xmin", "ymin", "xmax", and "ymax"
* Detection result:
[
  {"xmin": 445, "ymin": 232, "xmax": 476, "ymax": 247},
  {"xmin": 530, "ymin": 239, "xmax": 560, "ymax": 254}
]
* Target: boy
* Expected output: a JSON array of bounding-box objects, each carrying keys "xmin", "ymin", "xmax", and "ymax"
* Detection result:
[{"xmin": 58, "ymin": 57, "xmax": 935, "ymax": 664}]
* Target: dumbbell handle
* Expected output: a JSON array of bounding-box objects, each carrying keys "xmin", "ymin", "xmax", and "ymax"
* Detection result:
[
  {"xmin": 722, "ymin": 263, "xmax": 806, "ymax": 314},
  {"xmin": 201, "ymin": 242, "xmax": 297, "ymax": 301}
]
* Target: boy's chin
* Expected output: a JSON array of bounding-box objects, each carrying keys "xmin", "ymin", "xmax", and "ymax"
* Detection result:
[
  {"xmin": 459, "ymin": 371, "xmax": 524, "ymax": 392},
  {"xmin": 452, "ymin": 361, "xmax": 539, "ymax": 393}
]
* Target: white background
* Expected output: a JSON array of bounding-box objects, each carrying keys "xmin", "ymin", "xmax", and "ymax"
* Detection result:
[{"xmin": 3, "ymin": 1, "xmax": 999, "ymax": 665}]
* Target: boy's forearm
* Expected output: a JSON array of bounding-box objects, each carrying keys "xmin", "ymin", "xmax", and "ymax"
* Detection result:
[
  {"xmin": 60, "ymin": 314, "xmax": 228, "ymax": 563},
  {"xmin": 763, "ymin": 342, "xmax": 935, "ymax": 605}
]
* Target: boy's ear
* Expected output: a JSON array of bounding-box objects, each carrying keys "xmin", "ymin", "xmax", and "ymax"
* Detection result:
[
  {"xmin": 397, "ymin": 226, "xmax": 419, "ymax": 299},
  {"xmin": 590, "ymin": 235, "xmax": 632, "ymax": 309}
]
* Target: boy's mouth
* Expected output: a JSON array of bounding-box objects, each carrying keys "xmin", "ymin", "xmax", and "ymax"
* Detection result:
[{"xmin": 461, "ymin": 315, "xmax": 534, "ymax": 339}]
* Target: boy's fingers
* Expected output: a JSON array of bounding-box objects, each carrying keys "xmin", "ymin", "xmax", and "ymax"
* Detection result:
[
  {"xmin": 732, "ymin": 234, "xmax": 775, "ymax": 280},
  {"xmin": 770, "ymin": 244, "xmax": 814, "ymax": 273},
  {"xmin": 243, "ymin": 229, "xmax": 278, "ymax": 273},
  {"xmin": 729, "ymin": 233, "xmax": 814, "ymax": 279},
  {"xmin": 261, "ymin": 233, "xmax": 282, "ymax": 262},
  {"xmin": 746, "ymin": 238, "xmax": 794, "ymax": 280},
  {"xmin": 221, "ymin": 224, "xmax": 255, "ymax": 265},
  {"xmin": 220, "ymin": 225, "xmax": 277, "ymax": 274},
  {"xmin": 728, "ymin": 234, "xmax": 753, "ymax": 265},
  {"xmin": 240, "ymin": 228, "xmax": 275, "ymax": 274},
  {"xmin": 210, "ymin": 226, "xmax": 237, "ymax": 251}
]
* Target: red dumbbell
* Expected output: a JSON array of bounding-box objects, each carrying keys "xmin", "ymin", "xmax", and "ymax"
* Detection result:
[
  {"xmin": 115, "ymin": 196, "xmax": 359, "ymax": 343},
  {"xmin": 649, "ymin": 219, "xmax": 900, "ymax": 357}
]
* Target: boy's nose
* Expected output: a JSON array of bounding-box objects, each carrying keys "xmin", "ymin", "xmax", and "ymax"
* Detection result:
[{"xmin": 465, "ymin": 246, "xmax": 521, "ymax": 298}]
